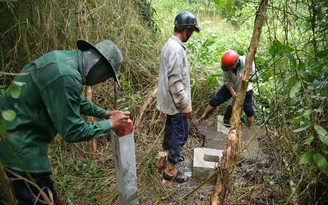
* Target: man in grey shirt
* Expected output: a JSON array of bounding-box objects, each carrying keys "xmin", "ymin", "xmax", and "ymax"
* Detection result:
[{"xmin": 156, "ymin": 11, "xmax": 200, "ymax": 183}]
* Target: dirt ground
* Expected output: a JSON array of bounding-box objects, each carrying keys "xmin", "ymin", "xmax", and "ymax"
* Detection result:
[{"xmin": 149, "ymin": 116, "xmax": 273, "ymax": 205}]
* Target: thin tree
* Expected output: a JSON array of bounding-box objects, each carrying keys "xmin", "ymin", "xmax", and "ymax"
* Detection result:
[
  {"xmin": 78, "ymin": 1, "xmax": 97, "ymax": 152},
  {"xmin": 210, "ymin": 0, "xmax": 269, "ymax": 204}
]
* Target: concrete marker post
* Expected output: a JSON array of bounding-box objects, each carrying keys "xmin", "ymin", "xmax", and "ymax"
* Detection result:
[{"xmin": 111, "ymin": 108, "xmax": 139, "ymax": 205}]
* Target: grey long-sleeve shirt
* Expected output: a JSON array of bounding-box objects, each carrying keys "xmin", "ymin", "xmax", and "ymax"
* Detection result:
[{"xmin": 156, "ymin": 35, "xmax": 192, "ymax": 115}]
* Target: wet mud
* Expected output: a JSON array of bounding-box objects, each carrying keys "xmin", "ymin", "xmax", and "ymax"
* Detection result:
[{"xmin": 150, "ymin": 116, "xmax": 270, "ymax": 205}]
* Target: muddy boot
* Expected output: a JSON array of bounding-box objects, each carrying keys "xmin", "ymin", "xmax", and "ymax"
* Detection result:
[{"xmin": 223, "ymin": 105, "xmax": 232, "ymax": 125}]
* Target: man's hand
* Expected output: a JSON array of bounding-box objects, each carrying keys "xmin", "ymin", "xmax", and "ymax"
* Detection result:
[
  {"xmin": 228, "ymin": 86, "xmax": 237, "ymax": 99},
  {"xmin": 108, "ymin": 110, "xmax": 130, "ymax": 130},
  {"xmin": 103, "ymin": 110, "xmax": 121, "ymax": 119},
  {"xmin": 181, "ymin": 106, "xmax": 192, "ymax": 119}
]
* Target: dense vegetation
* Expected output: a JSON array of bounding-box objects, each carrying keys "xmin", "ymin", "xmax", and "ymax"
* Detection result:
[{"xmin": 1, "ymin": 0, "xmax": 327, "ymax": 204}]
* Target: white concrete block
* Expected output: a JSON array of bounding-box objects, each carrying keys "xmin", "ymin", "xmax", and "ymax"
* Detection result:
[
  {"xmin": 193, "ymin": 148, "xmax": 224, "ymax": 180},
  {"xmin": 217, "ymin": 115, "xmax": 229, "ymax": 135}
]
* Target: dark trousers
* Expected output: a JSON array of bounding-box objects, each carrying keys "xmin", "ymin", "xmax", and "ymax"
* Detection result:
[
  {"xmin": 209, "ymin": 84, "xmax": 255, "ymax": 117},
  {"xmin": 163, "ymin": 113, "xmax": 188, "ymax": 165},
  {"xmin": 5, "ymin": 169, "xmax": 64, "ymax": 205}
]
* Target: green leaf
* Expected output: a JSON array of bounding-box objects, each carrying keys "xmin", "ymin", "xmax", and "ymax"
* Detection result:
[
  {"xmin": 299, "ymin": 150, "xmax": 314, "ymax": 164},
  {"xmin": 12, "ymin": 81, "xmax": 25, "ymax": 87},
  {"xmin": 303, "ymin": 109, "xmax": 311, "ymax": 116},
  {"xmin": 304, "ymin": 136, "xmax": 314, "ymax": 145},
  {"xmin": 268, "ymin": 43, "xmax": 277, "ymax": 58},
  {"xmin": 314, "ymin": 125, "xmax": 328, "ymax": 145},
  {"xmin": 6, "ymin": 84, "xmax": 21, "ymax": 99},
  {"xmin": 271, "ymin": 40, "xmax": 294, "ymax": 57},
  {"xmin": 213, "ymin": 0, "xmax": 225, "ymax": 9},
  {"xmin": 315, "ymin": 49, "xmax": 328, "ymax": 59},
  {"xmin": 288, "ymin": 117, "xmax": 300, "ymax": 125},
  {"xmin": 5, "ymin": 81, "xmax": 25, "ymax": 99},
  {"xmin": 2, "ymin": 110, "xmax": 16, "ymax": 121},
  {"xmin": 293, "ymin": 123, "xmax": 311, "ymax": 133},
  {"xmin": 321, "ymin": 145, "xmax": 328, "ymax": 155},
  {"xmin": 313, "ymin": 153, "xmax": 328, "ymax": 176},
  {"xmin": 314, "ymin": 125, "xmax": 328, "ymax": 136},
  {"xmin": 290, "ymin": 81, "xmax": 301, "ymax": 98},
  {"xmin": 286, "ymin": 52, "xmax": 297, "ymax": 67}
]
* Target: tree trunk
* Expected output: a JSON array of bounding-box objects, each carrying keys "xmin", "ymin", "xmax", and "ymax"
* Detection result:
[{"xmin": 210, "ymin": 1, "xmax": 269, "ymax": 204}]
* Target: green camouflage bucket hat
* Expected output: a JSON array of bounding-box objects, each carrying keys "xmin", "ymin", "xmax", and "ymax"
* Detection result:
[{"xmin": 77, "ymin": 39, "xmax": 124, "ymax": 87}]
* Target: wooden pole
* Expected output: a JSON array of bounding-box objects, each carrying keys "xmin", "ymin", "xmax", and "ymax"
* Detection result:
[{"xmin": 210, "ymin": 1, "xmax": 268, "ymax": 204}]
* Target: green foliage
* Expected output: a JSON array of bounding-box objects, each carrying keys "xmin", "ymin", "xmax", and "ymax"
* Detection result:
[
  {"xmin": 5, "ymin": 81, "xmax": 25, "ymax": 99},
  {"xmin": 133, "ymin": 0, "xmax": 159, "ymax": 33},
  {"xmin": 1, "ymin": 0, "xmax": 327, "ymax": 203},
  {"xmin": 1, "ymin": 110, "xmax": 15, "ymax": 122},
  {"xmin": 0, "ymin": 80, "xmax": 24, "ymax": 137},
  {"xmin": 213, "ymin": 0, "xmax": 244, "ymax": 19},
  {"xmin": 269, "ymin": 41, "xmax": 328, "ymax": 181},
  {"xmin": 218, "ymin": 0, "xmax": 328, "ymax": 202},
  {"xmin": 268, "ymin": 40, "xmax": 294, "ymax": 58},
  {"xmin": 315, "ymin": 125, "xmax": 328, "ymax": 145}
]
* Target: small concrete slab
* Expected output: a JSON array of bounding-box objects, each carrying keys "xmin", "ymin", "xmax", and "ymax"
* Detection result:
[
  {"xmin": 193, "ymin": 147, "xmax": 224, "ymax": 180},
  {"xmin": 217, "ymin": 115, "xmax": 229, "ymax": 135}
]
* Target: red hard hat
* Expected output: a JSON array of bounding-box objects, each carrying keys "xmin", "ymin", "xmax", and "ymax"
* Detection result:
[{"xmin": 221, "ymin": 50, "xmax": 239, "ymax": 71}]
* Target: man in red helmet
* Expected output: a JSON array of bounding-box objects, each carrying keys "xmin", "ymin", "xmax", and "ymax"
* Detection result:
[{"xmin": 199, "ymin": 50, "xmax": 257, "ymax": 128}]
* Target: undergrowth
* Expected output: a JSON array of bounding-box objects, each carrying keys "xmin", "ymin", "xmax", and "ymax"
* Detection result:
[{"xmin": 1, "ymin": 0, "xmax": 327, "ymax": 204}]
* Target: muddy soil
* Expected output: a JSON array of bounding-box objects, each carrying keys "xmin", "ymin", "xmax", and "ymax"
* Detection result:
[{"xmin": 149, "ymin": 116, "xmax": 273, "ymax": 205}]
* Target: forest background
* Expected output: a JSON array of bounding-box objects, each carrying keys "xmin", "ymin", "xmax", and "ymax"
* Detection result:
[{"xmin": 0, "ymin": 0, "xmax": 327, "ymax": 204}]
